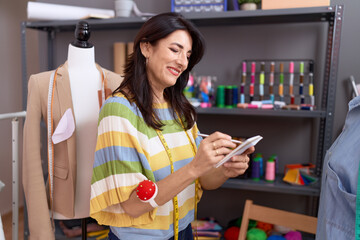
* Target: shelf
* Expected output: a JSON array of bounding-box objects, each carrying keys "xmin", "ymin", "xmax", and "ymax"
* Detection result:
[
  {"xmin": 184, "ymin": 6, "xmax": 336, "ymax": 26},
  {"xmin": 195, "ymin": 107, "xmax": 326, "ymax": 118},
  {"xmin": 25, "ymin": 17, "xmax": 148, "ymax": 32},
  {"xmin": 24, "ymin": 5, "xmax": 337, "ymax": 32},
  {"xmin": 222, "ymin": 175, "xmax": 320, "ymax": 196}
]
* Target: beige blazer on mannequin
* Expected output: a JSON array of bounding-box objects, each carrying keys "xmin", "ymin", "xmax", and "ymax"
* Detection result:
[{"xmin": 23, "ymin": 62, "xmax": 122, "ymax": 239}]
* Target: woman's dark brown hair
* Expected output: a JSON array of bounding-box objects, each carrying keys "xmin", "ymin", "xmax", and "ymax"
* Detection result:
[{"xmin": 113, "ymin": 12, "xmax": 205, "ymax": 130}]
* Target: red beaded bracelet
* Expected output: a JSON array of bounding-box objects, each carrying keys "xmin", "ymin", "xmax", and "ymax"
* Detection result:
[{"xmin": 136, "ymin": 180, "xmax": 159, "ymax": 208}]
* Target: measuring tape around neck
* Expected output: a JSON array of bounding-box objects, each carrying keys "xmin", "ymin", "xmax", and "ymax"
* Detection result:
[
  {"xmin": 47, "ymin": 68, "xmax": 58, "ymax": 227},
  {"xmin": 155, "ymin": 115, "xmax": 198, "ymax": 240}
]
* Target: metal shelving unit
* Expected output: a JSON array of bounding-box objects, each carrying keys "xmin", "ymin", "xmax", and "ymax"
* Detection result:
[
  {"xmin": 189, "ymin": 5, "xmax": 343, "ymax": 197},
  {"xmin": 21, "ymin": 5, "xmax": 343, "ymax": 237}
]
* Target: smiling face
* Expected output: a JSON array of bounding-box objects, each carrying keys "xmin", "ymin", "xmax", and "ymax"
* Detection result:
[{"xmin": 140, "ymin": 30, "xmax": 193, "ymax": 102}]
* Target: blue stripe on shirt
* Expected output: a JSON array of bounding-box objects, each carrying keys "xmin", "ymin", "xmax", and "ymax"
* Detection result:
[
  {"xmin": 110, "ymin": 209, "xmax": 195, "ymax": 240},
  {"xmin": 94, "ymin": 145, "xmax": 151, "ymax": 171}
]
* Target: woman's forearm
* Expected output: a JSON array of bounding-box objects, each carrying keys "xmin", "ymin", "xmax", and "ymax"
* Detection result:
[
  {"xmin": 121, "ymin": 163, "xmax": 198, "ymax": 218},
  {"xmin": 199, "ymin": 167, "xmax": 228, "ymax": 190}
]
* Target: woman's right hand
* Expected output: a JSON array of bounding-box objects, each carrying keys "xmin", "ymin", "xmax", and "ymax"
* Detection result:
[{"xmin": 189, "ymin": 131, "xmax": 237, "ymax": 177}]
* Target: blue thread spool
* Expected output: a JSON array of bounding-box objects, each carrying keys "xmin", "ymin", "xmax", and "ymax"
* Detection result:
[
  {"xmin": 232, "ymin": 85, "xmax": 238, "ymax": 107},
  {"xmin": 254, "ymin": 153, "xmax": 263, "ymax": 178},
  {"xmin": 251, "ymin": 158, "xmax": 260, "ymax": 181},
  {"xmin": 270, "ymin": 94, "xmax": 275, "ymax": 103}
]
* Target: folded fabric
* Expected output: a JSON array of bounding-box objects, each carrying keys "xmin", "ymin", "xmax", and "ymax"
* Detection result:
[{"xmin": 52, "ymin": 108, "xmax": 75, "ymax": 144}]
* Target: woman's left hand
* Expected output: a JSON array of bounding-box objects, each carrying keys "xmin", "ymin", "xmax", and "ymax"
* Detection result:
[{"xmin": 220, "ymin": 146, "xmax": 255, "ymax": 178}]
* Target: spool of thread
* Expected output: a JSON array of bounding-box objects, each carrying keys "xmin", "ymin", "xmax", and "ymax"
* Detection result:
[
  {"xmin": 225, "ymin": 86, "xmax": 233, "ymax": 108},
  {"xmin": 290, "ymin": 95, "xmax": 295, "ymax": 105},
  {"xmin": 240, "ymin": 85, "xmax": 245, "ymax": 94},
  {"xmin": 216, "ymin": 85, "xmax": 225, "ymax": 108},
  {"xmin": 232, "ymin": 85, "xmax": 238, "ymax": 107},
  {"xmin": 251, "ymin": 158, "xmax": 260, "ymax": 181},
  {"xmin": 254, "ymin": 153, "xmax": 263, "ymax": 177},
  {"xmin": 270, "ymin": 154, "xmax": 278, "ymax": 174},
  {"xmin": 240, "ymin": 94, "xmax": 245, "ymax": 104},
  {"xmin": 265, "ymin": 158, "xmax": 275, "ymax": 182}
]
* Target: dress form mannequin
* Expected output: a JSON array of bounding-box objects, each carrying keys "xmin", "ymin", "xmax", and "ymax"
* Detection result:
[
  {"xmin": 22, "ymin": 20, "xmax": 122, "ymax": 239},
  {"xmin": 53, "ymin": 21, "xmax": 101, "ymax": 220}
]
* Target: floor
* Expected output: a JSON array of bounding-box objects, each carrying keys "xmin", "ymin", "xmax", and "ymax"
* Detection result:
[{"xmin": 2, "ymin": 207, "xmax": 24, "ymax": 240}]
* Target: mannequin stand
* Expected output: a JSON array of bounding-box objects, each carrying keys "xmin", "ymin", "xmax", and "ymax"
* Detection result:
[{"xmin": 81, "ymin": 218, "xmax": 87, "ymax": 240}]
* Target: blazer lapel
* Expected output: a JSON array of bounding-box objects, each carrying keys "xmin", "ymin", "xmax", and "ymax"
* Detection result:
[
  {"xmin": 53, "ymin": 62, "xmax": 77, "ymax": 187},
  {"xmin": 55, "ymin": 62, "xmax": 74, "ymax": 117}
]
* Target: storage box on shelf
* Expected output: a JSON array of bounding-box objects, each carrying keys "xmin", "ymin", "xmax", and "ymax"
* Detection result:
[
  {"xmin": 262, "ymin": 0, "xmax": 330, "ymax": 10},
  {"xmin": 171, "ymin": 0, "xmax": 227, "ymax": 13}
]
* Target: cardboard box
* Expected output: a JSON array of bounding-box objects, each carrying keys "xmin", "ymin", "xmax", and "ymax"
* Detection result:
[{"xmin": 262, "ymin": 0, "xmax": 330, "ymax": 10}]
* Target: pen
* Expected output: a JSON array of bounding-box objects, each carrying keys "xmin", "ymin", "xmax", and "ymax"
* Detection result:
[{"xmin": 198, "ymin": 133, "xmax": 242, "ymax": 144}]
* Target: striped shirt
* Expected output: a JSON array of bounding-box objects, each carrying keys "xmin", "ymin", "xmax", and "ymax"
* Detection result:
[{"xmin": 90, "ymin": 93, "xmax": 203, "ymax": 240}]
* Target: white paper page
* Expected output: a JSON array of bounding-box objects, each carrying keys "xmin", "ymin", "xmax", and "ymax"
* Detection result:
[{"xmin": 215, "ymin": 135, "xmax": 263, "ymax": 168}]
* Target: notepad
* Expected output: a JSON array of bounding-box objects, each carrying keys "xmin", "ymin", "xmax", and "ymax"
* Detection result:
[{"xmin": 215, "ymin": 135, "xmax": 263, "ymax": 168}]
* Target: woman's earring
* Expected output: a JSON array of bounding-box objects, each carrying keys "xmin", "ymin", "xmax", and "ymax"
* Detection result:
[{"xmin": 146, "ymin": 58, "xmax": 149, "ymax": 65}]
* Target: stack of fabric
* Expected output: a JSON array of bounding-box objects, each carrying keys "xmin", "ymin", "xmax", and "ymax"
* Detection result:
[
  {"xmin": 192, "ymin": 218, "xmax": 222, "ymax": 240},
  {"xmin": 283, "ymin": 164, "xmax": 318, "ymax": 186}
]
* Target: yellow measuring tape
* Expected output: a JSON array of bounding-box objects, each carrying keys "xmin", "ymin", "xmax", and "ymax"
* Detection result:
[{"xmin": 155, "ymin": 115, "xmax": 198, "ymax": 240}]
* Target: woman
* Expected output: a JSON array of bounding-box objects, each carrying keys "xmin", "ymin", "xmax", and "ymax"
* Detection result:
[{"xmin": 90, "ymin": 12, "xmax": 254, "ymax": 240}]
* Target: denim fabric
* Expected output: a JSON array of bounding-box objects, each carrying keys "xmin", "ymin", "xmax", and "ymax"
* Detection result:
[
  {"xmin": 108, "ymin": 223, "xmax": 193, "ymax": 240},
  {"xmin": 108, "ymin": 229, "xmax": 120, "ymax": 240},
  {"xmin": 316, "ymin": 96, "xmax": 360, "ymax": 240},
  {"xmin": 168, "ymin": 223, "xmax": 193, "ymax": 240}
]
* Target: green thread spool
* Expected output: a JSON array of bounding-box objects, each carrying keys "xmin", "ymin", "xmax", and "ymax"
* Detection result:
[{"xmin": 216, "ymin": 85, "xmax": 225, "ymax": 108}]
